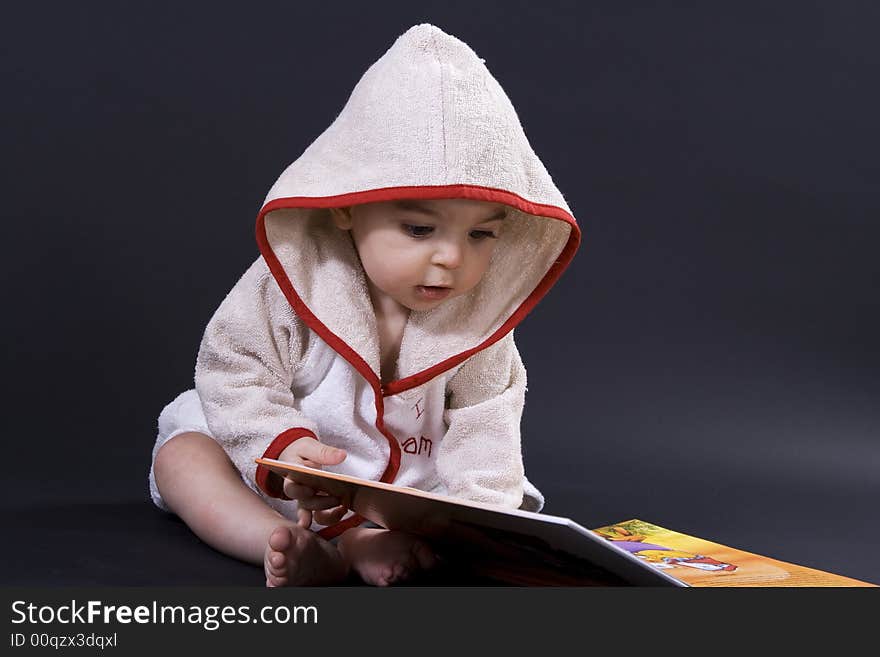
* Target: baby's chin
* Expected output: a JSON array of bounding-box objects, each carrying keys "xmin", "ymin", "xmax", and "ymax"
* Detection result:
[{"xmin": 400, "ymin": 297, "xmax": 447, "ymax": 313}]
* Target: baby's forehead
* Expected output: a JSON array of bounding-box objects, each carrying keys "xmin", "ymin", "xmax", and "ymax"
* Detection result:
[{"xmin": 390, "ymin": 198, "xmax": 508, "ymax": 219}]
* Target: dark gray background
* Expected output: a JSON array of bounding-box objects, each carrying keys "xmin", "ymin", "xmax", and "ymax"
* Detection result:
[{"xmin": 2, "ymin": 1, "xmax": 878, "ymax": 585}]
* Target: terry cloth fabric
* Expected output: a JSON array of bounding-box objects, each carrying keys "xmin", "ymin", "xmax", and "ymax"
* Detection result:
[{"xmin": 150, "ymin": 23, "xmax": 580, "ymax": 539}]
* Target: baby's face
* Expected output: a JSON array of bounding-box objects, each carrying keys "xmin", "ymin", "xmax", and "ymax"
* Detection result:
[{"xmin": 331, "ymin": 198, "xmax": 507, "ymax": 311}]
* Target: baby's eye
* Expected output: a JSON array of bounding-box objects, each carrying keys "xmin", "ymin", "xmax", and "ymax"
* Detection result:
[
  {"xmin": 469, "ymin": 229, "xmax": 498, "ymax": 240},
  {"xmin": 402, "ymin": 224, "xmax": 434, "ymax": 238}
]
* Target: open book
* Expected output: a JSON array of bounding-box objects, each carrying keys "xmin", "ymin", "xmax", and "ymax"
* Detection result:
[{"xmin": 256, "ymin": 458, "xmax": 875, "ymax": 587}]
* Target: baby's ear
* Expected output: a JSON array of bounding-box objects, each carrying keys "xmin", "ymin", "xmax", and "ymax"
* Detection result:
[{"xmin": 329, "ymin": 206, "xmax": 353, "ymax": 230}]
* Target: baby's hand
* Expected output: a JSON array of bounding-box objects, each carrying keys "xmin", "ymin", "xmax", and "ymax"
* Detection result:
[{"xmin": 278, "ymin": 438, "xmax": 348, "ymax": 528}]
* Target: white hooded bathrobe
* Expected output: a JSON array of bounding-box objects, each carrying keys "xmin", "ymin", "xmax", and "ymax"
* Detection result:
[{"xmin": 149, "ymin": 24, "xmax": 581, "ymax": 541}]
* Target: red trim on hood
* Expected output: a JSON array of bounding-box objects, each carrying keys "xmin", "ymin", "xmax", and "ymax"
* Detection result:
[
  {"xmin": 255, "ymin": 184, "xmax": 580, "ymax": 535},
  {"xmin": 257, "ymin": 183, "xmax": 580, "ymax": 397}
]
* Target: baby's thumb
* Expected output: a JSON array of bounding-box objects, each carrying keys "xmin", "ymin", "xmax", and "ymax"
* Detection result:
[{"xmin": 317, "ymin": 445, "xmax": 347, "ymax": 465}]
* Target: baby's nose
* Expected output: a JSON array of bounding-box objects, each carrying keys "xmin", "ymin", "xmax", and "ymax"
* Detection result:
[{"xmin": 431, "ymin": 241, "xmax": 463, "ymax": 268}]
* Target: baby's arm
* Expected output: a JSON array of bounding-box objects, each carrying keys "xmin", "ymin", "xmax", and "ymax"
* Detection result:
[
  {"xmin": 437, "ymin": 332, "xmax": 530, "ymax": 509},
  {"xmin": 194, "ymin": 258, "xmax": 329, "ymax": 501}
]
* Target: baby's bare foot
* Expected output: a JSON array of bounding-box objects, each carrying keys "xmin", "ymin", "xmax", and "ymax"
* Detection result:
[
  {"xmin": 264, "ymin": 525, "xmax": 349, "ymax": 587},
  {"xmin": 339, "ymin": 528, "xmax": 437, "ymax": 587}
]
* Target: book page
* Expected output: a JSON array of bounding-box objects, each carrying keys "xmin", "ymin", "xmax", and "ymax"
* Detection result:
[{"xmin": 592, "ymin": 519, "xmax": 875, "ymax": 587}]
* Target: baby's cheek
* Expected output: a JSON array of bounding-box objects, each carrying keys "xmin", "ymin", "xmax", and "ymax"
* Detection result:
[{"xmin": 463, "ymin": 264, "xmax": 489, "ymax": 291}]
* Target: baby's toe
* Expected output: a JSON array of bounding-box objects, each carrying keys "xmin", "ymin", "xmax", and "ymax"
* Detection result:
[
  {"xmin": 377, "ymin": 564, "xmax": 400, "ymax": 587},
  {"xmin": 268, "ymin": 526, "xmax": 293, "ymax": 552},
  {"xmin": 269, "ymin": 551, "xmax": 286, "ymax": 570},
  {"xmin": 267, "ymin": 554, "xmax": 289, "ymax": 579},
  {"xmin": 391, "ymin": 562, "xmax": 412, "ymax": 584}
]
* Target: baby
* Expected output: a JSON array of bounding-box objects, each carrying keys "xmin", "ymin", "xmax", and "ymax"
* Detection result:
[{"xmin": 149, "ymin": 24, "xmax": 580, "ymax": 586}]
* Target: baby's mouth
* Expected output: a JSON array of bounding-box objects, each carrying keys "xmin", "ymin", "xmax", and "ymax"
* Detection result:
[{"xmin": 416, "ymin": 285, "xmax": 452, "ymax": 300}]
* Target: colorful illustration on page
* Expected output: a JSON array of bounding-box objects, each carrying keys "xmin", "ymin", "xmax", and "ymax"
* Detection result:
[
  {"xmin": 593, "ymin": 520, "xmax": 737, "ymax": 574},
  {"xmin": 592, "ymin": 519, "xmax": 875, "ymax": 587}
]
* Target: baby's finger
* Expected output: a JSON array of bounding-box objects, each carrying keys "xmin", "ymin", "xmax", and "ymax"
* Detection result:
[
  {"xmin": 298, "ymin": 442, "xmax": 347, "ymax": 467},
  {"xmin": 283, "ymin": 480, "xmax": 314, "ymax": 500},
  {"xmin": 296, "ymin": 507, "xmax": 312, "ymax": 529},
  {"xmin": 297, "ymin": 494, "xmax": 343, "ymax": 511},
  {"xmin": 314, "ymin": 506, "xmax": 348, "ymax": 525}
]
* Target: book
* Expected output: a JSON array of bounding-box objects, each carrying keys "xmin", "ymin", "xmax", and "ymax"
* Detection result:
[{"xmin": 256, "ymin": 458, "xmax": 876, "ymax": 587}]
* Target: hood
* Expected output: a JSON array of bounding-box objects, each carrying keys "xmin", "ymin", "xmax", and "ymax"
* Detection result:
[{"xmin": 255, "ymin": 23, "xmax": 580, "ymax": 395}]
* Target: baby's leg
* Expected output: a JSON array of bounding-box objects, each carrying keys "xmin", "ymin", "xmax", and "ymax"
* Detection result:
[
  {"xmin": 152, "ymin": 432, "xmax": 349, "ymax": 586},
  {"xmin": 338, "ymin": 526, "xmax": 438, "ymax": 587}
]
